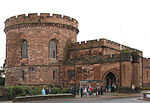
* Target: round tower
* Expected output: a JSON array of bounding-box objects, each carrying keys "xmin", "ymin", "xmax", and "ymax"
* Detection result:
[{"xmin": 4, "ymin": 13, "xmax": 79, "ymax": 85}]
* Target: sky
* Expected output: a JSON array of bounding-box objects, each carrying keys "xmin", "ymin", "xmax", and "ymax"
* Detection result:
[{"xmin": 0, "ymin": 0, "xmax": 150, "ymax": 67}]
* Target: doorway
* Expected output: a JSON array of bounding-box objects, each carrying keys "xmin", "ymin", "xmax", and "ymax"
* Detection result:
[{"xmin": 105, "ymin": 72, "xmax": 116, "ymax": 92}]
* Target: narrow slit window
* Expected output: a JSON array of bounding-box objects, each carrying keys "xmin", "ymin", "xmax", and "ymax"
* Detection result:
[
  {"xmin": 50, "ymin": 41, "xmax": 56, "ymax": 58},
  {"xmin": 22, "ymin": 70, "xmax": 25, "ymax": 81},
  {"xmin": 22, "ymin": 40, "xmax": 28, "ymax": 58},
  {"xmin": 53, "ymin": 71, "xmax": 55, "ymax": 79}
]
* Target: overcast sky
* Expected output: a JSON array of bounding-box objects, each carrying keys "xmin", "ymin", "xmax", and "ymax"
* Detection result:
[{"xmin": 0, "ymin": 0, "xmax": 150, "ymax": 66}]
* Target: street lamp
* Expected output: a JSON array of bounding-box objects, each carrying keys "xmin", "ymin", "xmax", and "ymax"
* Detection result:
[
  {"xmin": 73, "ymin": 47, "xmax": 80, "ymax": 97},
  {"xmin": 73, "ymin": 47, "xmax": 78, "ymax": 97}
]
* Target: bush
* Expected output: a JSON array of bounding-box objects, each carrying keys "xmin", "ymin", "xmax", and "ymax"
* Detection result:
[
  {"xmin": 51, "ymin": 87, "xmax": 61, "ymax": 94},
  {"xmin": 0, "ymin": 78, "xmax": 5, "ymax": 86},
  {"xmin": 29, "ymin": 87, "xmax": 43, "ymax": 95},
  {"xmin": 6, "ymin": 86, "xmax": 31, "ymax": 99},
  {"xmin": 47, "ymin": 84, "xmax": 55, "ymax": 88},
  {"xmin": 48, "ymin": 84, "xmax": 62, "ymax": 89},
  {"xmin": 6, "ymin": 84, "xmax": 67, "ymax": 99},
  {"xmin": 54, "ymin": 84, "xmax": 62, "ymax": 89},
  {"xmin": 6, "ymin": 86, "xmax": 45, "ymax": 99},
  {"xmin": 61, "ymin": 88, "xmax": 71, "ymax": 93}
]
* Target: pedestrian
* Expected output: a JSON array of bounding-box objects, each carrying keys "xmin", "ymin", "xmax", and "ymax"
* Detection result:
[
  {"xmin": 70, "ymin": 85, "xmax": 74, "ymax": 94},
  {"xmin": 112, "ymin": 84, "xmax": 114, "ymax": 92},
  {"xmin": 45, "ymin": 87, "xmax": 49, "ymax": 95},
  {"xmin": 113, "ymin": 83, "xmax": 116, "ymax": 91},
  {"xmin": 48, "ymin": 87, "xmax": 51, "ymax": 94},
  {"xmin": 105, "ymin": 85, "xmax": 108, "ymax": 93},
  {"xmin": 83, "ymin": 87, "xmax": 87, "ymax": 97},
  {"xmin": 42, "ymin": 88, "xmax": 45, "ymax": 95},
  {"xmin": 80, "ymin": 86, "xmax": 83, "ymax": 97},
  {"xmin": 86, "ymin": 86, "xmax": 89, "ymax": 96},
  {"xmin": 131, "ymin": 84, "xmax": 135, "ymax": 93},
  {"xmin": 89, "ymin": 86, "xmax": 92, "ymax": 96},
  {"xmin": 108, "ymin": 85, "xmax": 111, "ymax": 92},
  {"xmin": 100, "ymin": 86, "xmax": 103, "ymax": 95},
  {"xmin": 98, "ymin": 86, "xmax": 100, "ymax": 95},
  {"xmin": 96, "ymin": 85, "xmax": 99, "ymax": 95},
  {"xmin": 93, "ymin": 87, "xmax": 96, "ymax": 96}
]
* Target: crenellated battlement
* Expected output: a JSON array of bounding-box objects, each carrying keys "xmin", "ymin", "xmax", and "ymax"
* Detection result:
[
  {"xmin": 4, "ymin": 13, "xmax": 78, "ymax": 32},
  {"xmin": 69, "ymin": 38, "xmax": 142, "ymax": 55},
  {"xmin": 143, "ymin": 57, "xmax": 150, "ymax": 61},
  {"xmin": 105, "ymin": 39, "xmax": 142, "ymax": 54},
  {"xmin": 69, "ymin": 39, "xmax": 105, "ymax": 50}
]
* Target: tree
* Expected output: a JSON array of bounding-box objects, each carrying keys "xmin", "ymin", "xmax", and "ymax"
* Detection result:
[{"xmin": 0, "ymin": 60, "xmax": 6, "ymax": 86}]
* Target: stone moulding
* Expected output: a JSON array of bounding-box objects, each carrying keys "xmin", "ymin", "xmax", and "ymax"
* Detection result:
[
  {"xmin": 5, "ymin": 13, "xmax": 78, "ymax": 28},
  {"xmin": 4, "ymin": 22, "xmax": 79, "ymax": 33},
  {"xmin": 5, "ymin": 64, "xmax": 60, "ymax": 68}
]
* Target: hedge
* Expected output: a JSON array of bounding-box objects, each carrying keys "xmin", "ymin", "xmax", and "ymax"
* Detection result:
[
  {"xmin": 5, "ymin": 85, "xmax": 76, "ymax": 99},
  {"xmin": 6, "ymin": 86, "xmax": 31, "ymax": 99}
]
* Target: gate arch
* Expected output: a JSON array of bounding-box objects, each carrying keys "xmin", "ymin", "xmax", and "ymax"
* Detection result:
[{"xmin": 102, "ymin": 71, "xmax": 119, "ymax": 92}]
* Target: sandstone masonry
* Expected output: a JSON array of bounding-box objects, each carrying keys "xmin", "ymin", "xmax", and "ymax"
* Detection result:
[{"xmin": 4, "ymin": 13, "xmax": 150, "ymax": 91}]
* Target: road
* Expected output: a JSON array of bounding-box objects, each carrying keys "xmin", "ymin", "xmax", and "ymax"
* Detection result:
[{"xmin": 1, "ymin": 97, "xmax": 149, "ymax": 103}]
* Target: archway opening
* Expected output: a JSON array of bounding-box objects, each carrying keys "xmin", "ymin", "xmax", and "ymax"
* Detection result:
[{"xmin": 105, "ymin": 72, "xmax": 117, "ymax": 92}]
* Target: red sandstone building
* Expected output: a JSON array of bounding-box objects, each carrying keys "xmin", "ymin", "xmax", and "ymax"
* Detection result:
[{"xmin": 4, "ymin": 13, "xmax": 150, "ymax": 91}]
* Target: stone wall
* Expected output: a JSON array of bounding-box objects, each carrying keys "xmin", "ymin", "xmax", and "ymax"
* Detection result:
[
  {"xmin": 5, "ymin": 13, "xmax": 78, "ymax": 29},
  {"xmin": 143, "ymin": 58, "xmax": 150, "ymax": 86},
  {"xmin": 60, "ymin": 62, "xmax": 121, "ymax": 87},
  {"xmin": 5, "ymin": 66, "xmax": 59, "ymax": 85},
  {"xmin": 4, "ymin": 13, "xmax": 149, "ymax": 89},
  {"xmin": 6, "ymin": 23, "xmax": 77, "ymax": 67},
  {"xmin": 5, "ymin": 13, "xmax": 78, "ymax": 85}
]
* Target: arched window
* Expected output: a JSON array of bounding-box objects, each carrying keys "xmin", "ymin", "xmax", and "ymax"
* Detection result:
[
  {"xmin": 22, "ymin": 40, "xmax": 28, "ymax": 58},
  {"xmin": 50, "ymin": 41, "xmax": 56, "ymax": 58}
]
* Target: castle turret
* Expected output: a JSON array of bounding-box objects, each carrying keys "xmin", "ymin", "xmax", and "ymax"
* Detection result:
[{"xmin": 4, "ymin": 13, "xmax": 79, "ymax": 85}]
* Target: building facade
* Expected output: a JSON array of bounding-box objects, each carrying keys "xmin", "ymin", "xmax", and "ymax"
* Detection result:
[{"xmin": 4, "ymin": 13, "xmax": 150, "ymax": 91}]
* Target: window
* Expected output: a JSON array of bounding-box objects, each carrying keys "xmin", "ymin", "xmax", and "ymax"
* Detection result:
[
  {"xmin": 68, "ymin": 71, "xmax": 74, "ymax": 80},
  {"xmin": 22, "ymin": 40, "xmax": 28, "ymax": 58},
  {"xmin": 53, "ymin": 71, "xmax": 55, "ymax": 79},
  {"xmin": 50, "ymin": 41, "xmax": 56, "ymax": 58},
  {"xmin": 22, "ymin": 70, "xmax": 25, "ymax": 81}
]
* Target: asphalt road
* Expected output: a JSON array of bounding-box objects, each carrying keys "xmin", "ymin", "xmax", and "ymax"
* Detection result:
[{"xmin": 1, "ymin": 97, "xmax": 149, "ymax": 103}]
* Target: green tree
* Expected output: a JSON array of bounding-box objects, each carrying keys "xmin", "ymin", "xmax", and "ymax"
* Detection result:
[{"xmin": 0, "ymin": 60, "xmax": 6, "ymax": 86}]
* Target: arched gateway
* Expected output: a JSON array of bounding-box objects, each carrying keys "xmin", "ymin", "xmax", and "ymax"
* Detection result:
[{"xmin": 103, "ymin": 72, "xmax": 118, "ymax": 92}]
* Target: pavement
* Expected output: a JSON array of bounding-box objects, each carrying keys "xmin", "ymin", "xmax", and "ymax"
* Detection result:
[
  {"xmin": 75, "ymin": 92, "xmax": 143, "ymax": 99},
  {"xmin": 0, "ymin": 92, "xmax": 145, "ymax": 102},
  {"xmin": 77, "ymin": 92, "xmax": 149, "ymax": 101}
]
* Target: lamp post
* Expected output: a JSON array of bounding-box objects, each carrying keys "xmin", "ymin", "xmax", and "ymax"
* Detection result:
[
  {"xmin": 73, "ymin": 47, "xmax": 80, "ymax": 97},
  {"xmin": 73, "ymin": 48, "xmax": 76, "ymax": 97}
]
